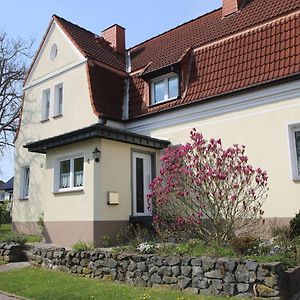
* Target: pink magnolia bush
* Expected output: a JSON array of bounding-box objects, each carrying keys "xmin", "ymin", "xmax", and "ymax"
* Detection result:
[{"xmin": 148, "ymin": 129, "xmax": 268, "ymax": 245}]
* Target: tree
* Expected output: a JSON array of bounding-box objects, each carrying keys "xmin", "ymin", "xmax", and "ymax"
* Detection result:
[
  {"xmin": 148, "ymin": 129, "xmax": 269, "ymax": 245},
  {"xmin": 0, "ymin": 30, "xmax": 33, "ymax": 152}
]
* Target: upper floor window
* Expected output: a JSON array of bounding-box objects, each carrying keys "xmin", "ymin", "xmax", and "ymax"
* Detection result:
[
  {"xmin": 151, "ymin": 74, "xmax": 179, "ymax": 104},
  {"xmin": 50, "ymin": 43, "xmax": 58, "ymax": 61},
  {"xmin": 288, "ymin": 123, "xmax": 300, "ymax": 181},
  {"xmin": 20, "ymin": 166, "xmax": 30, "ymax": 199},
  {"xmin": 54, "ymin": 83, "xmax": 63, "ymax": 117},
  {"xmin": 41, "ymin": 89, "xmax": 50, "ymax": 121}
]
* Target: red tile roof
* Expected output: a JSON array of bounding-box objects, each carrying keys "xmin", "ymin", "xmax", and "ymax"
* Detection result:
[
  {"xmin": 129, "ymin": 10, "xmax": 300, "ymax": 118},
  {"xmin": 54, "ymin": 15, "xmax": 126, "ymax": 72},
  {"xmin": 129, "ymin": 0, "xmax": 300, "ymax": 73},
  {"xmin": 22, "ymin": 0, "xmax": 300, "ymax": 124}
]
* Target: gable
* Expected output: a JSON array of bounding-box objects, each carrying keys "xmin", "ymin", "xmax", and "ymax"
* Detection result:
[{"xmin": 25, "ymin": 20, "xmax": 85, "ymax": 87}]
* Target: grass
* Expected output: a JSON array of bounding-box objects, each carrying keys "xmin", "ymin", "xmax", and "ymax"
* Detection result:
[
  {"xmin": 0, "ymin": 267, "xmax": 231, "ymax": 300},
  {"xmin": 0, "ymin": 223, "xmax": 42, "ymax": 243}
]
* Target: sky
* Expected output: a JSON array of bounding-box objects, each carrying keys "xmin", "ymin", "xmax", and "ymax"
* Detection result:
[{"xmin": 0, "ymin": 0, "xmax": 221, "ymax": 181}]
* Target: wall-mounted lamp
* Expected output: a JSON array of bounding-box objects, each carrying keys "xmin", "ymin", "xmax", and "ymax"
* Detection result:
[{"xmin": 92, "ymin": 147, "xmax": 101, "ymax": 163}]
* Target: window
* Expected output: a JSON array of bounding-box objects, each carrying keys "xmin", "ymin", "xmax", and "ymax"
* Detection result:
[
  {"xmin": 50, "ymin": 43, "xmax": 58, "ymax": 61},
  {"xmin": 288, "ymin": 124, "xmax": 300, "ymax": 181},
  {"xmin": 55, "ymin": 156, "xmax": 84, "ymax": 192},
  {"xmin": 41, "ymin": 89, "xmax": 50, "ymax": 121},
  {"xmin": 54, "ymin": 83, "xmax": 63, "ymax": 117},
  {"xmin": 20, "ymin": 166, "xmax": 30, "ymax": 199},
  {"xmin": 151, "ymin": 74, "xmax": 179, "ymax": 104}
]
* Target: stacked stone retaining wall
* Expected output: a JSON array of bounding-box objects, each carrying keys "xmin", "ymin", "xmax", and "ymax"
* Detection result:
[{"xmin": 27, "ymin": 247, "xmax": 300, "ymax": 299}]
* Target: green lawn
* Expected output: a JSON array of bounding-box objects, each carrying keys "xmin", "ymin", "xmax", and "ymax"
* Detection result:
[
  {"xmin": 0, "ymin": 267, "xmax": 233, "ymax": 300},
  {"xmin": 0, "ymin": 223, "xmax": 42, "ymax": 243}
]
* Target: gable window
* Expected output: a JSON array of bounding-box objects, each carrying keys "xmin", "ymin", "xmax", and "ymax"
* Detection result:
[
  {"xmin": 151, "ymin": 74, "xmax": 179, "ymax": 104},
  {"xmin": 20, "ymin": 166, "xmax": 30, "ymax": 199},
  {"xmin": 55, "ymin": 155, "xmax": 84, "ymax": 192},
  {"xmin": 288, "ymin": 123, "xmax": 300, "ymax": 181},
  {"xmin": 54, "ymin": 83, "xmax": 63, "ymax": 117},
  {"xmin": 41, "ymin": 89, "xmax": 50, "ymax": 121}
]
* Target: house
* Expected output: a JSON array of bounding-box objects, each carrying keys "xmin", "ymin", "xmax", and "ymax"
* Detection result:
[
  {"xmin": 3, "ymin": 177, "xmax": 14, "ymax": 201},
  {"xmin": 12, "ymin": 0, "xmax": 300, "ymax": 247},
  {"xmin": 0, "ymin": 181, "xmax": 5, "ymax": 202},
  {"xmin": 0, "ymin": 178, "xmax": 13, "ymax": 202}
]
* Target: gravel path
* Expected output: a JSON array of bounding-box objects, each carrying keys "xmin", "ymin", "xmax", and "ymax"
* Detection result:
[{"xmin": 0, "ymin": 262, "xmax": 30, "ymax": 273}]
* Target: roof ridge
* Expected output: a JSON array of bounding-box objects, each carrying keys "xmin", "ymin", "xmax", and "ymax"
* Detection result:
[
  {"xmin": 53, "ymin": 14, "xmax": 100, "ymax": 38},
  {"xmin": 128, "ymin": 7, "xmax": 222, "ymax": 51}
]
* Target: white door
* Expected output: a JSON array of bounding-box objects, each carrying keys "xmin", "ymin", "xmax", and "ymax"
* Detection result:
[{"xmin": 132, "ymin": 152, "xmax": 152, "ymax": 216}]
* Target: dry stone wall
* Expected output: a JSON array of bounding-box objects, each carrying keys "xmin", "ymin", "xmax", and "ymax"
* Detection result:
[
  {"xmin": 0, "ymin": 242, "xmax": 25, "ymax": 262},
  {"xmin": 27, "ymin": 246, "xmax": 300, "ymax": 299}
]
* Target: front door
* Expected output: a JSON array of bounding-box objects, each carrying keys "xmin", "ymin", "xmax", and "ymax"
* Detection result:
[{"xmin": 132, "ymin": 152, "xmax": 152, "ymax": 216}]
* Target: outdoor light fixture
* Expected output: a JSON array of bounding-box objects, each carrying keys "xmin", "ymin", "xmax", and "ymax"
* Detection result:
[{"xmin": 92, "ymin": 147, "xmax": 101, "ymax": 163}]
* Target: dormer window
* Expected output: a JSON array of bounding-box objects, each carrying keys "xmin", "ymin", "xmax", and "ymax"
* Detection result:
[{"xmin": 151, "ymin": 73, "xmax": 179, "ymax": 104}]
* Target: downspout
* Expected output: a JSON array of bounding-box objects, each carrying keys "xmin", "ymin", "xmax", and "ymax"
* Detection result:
[{"xmin": 122, "ymin": 51, "xmax": 131, "ymax": 120}]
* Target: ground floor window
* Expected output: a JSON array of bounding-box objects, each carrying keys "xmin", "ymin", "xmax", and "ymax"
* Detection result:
[
  {"xmin": 55, "ymin": 155, "xmax": 84, "ymax": 192},
  {"xmin": 20, "ymin": 166, "xmax": 30, "ymax": 199},
  {"xmin": 288, "ymin": 123, "xmax": 300, "ymax": 181},
  {"xmin": 132, "ymin": 152, "xmax": 153, "ymax": 216}
]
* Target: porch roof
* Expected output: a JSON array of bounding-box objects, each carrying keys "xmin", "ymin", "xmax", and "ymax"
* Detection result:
[{"xmin": 23, "ymin": 123, "xmax": 170, "ymax": 154}]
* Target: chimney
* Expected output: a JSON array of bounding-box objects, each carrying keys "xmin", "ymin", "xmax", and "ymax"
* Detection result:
[
  {"xmin": 101, "ymin": 24, "xmax": 125, "ymax": 55},
  {"xmin": 222, "ymin": 0, "xmax": 242, "ymax": 17}
]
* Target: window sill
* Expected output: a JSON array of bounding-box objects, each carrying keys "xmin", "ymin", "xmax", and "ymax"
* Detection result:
[
  {"xmin": 53, "ymin": 187, "xmax": 84, "ymax": 194},
  {"xmin": 19, "ymin": 197, "xmax": 29, "ymax": 201},
  {"xmin": 40, "ymin": 119, "xmax": 50, "ymax": 123},
  {"xmin": 149, "ymin": 96, "xmax": 180, "ymax": 108},
  {"xmin": 53, "ymin": 114, "xmax": 63, "ymax": 119}
]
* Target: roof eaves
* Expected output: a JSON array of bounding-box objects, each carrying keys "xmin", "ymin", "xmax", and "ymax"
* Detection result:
[{"xmin": 24, "ymin": 124, "xmax": 170, "ymax": 153}]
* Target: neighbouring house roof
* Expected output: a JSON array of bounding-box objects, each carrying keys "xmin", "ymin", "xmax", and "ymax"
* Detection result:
[
  {"xmin": 0, "ymin": 180, "xmax": 4, "ymax": 190},
  {"xmin": 24, "ymin": 123, "xmax": 170, "ymax": 153},
  {"xmin": 3, "ymin": 177, "xmax": 14, "ymax": 192}
]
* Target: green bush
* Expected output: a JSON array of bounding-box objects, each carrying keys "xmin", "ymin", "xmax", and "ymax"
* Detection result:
[
  {"xmin": 72, "ymin": 241, "xmax": 94, "ymax": 252},
  {"xmin": 0, "ymin": 233, "xmax": 26, "ymax": 245},
  {"xmin": 290, "ymin": 211, "xmax": 300, "ymax": 238}
]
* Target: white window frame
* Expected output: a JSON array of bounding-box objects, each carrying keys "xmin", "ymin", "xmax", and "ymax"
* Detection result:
[
  {"xmin": 288, "ymin": 122, "xmax": 300, "ymax": 181},
  {"xmin": 53, "ymin": 153, "xmax": 84, "ymax": 193},
  {"xmin": 54, "ymin": 83, "xmax": 63, "ymax": 117},
  {"xmin": 41, "ymin": 88, "xmax": 51, "ymax": 121},
  {"xmin": 20, "ymin": 166, "xmax": 30, "ymax": 199},
  {"xmin": 151, "ymin": 73, "xmax": 179, "ymax": 105}
]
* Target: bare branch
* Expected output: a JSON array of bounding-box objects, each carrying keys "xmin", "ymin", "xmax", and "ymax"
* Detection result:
[{"xmin": 0, "ymin": 29, "xmax": 34, "ymax": 154}]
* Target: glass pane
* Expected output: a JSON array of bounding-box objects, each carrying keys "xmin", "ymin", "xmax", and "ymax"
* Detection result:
[
  {"xmin": 168, "ymin": 76, "xmax": 179, "ymax": 99},
  {"xmin": 24, "ymin": 168, "xmax": 30, "ymax": 197},
  {"xmin": 136, "ymin": 158, "xmax": 144, "ymax": 213},
  {"xmin": 74, "ymin": 157, "xmax": 84, "ymax": 187},
  {"xmin": 295, "ymin": 131, "xmax": 300, "ymax": 174},
  {"xmin": 58, "ymin": 86, "xmax": 63, "ymax": 115},
  {"xmin": 153, "ymin": 80, "xmax": 165, "ymax": 103},
  {"xmin": 60, "ymin": 160, "xmax": 70, "ymax": 188}
]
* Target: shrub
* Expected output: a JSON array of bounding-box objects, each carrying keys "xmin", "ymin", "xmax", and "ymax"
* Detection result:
[
  {"xmin": 290, "ymin": 211, "xmax": 300, "ymax": 238},
  {"xmin": 148, "ymin": 129, "xmax": 268, "ymax": 245},
  {"xmin": 116, "ymin": 224, "xmax": 153, "ymax": 248},
  {"xmin": 72, "ymin": 241, "xmax": 94, "ymax": 252},
  {"xmin": 230, "ymin": 235, "xmax": 260, "ymax": 255}
]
